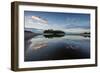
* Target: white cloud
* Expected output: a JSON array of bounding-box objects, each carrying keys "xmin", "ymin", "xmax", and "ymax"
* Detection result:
[
  {"xmin": 31, "ymin": 16, "xmax": 48, "ymax": 24},
  {"xmin": 25, "ymin": 16, "xmax": 63, "ymax": 30},
  {"xmin": 25, "ymin": 16, "xmax": 48, "ymax": 29}
]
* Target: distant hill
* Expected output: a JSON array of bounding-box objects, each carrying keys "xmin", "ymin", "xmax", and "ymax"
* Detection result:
[
  {"xmin": 24, "ymin": 30, "xmax": 41, "ymax": 40},
  {"xmin": 25, "ymin": 28, "xmax": 43, "ymax": 34}
]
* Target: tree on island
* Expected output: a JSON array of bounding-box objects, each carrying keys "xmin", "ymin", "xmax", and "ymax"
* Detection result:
[
  {"xmin": 83, "ymin": 32, "xmax": 90, "ymax": 34},
  {"xmin": 43, "ymin": 29, "xmax": 65, "ymax": 35}
]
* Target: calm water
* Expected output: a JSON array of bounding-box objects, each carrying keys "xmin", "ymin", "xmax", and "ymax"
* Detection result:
[{"xmin": 24, "ymin": 35, "xmax": 90, "ymax": 61}]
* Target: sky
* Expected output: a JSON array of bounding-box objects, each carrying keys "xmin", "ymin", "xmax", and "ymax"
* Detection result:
[{"xmin": 24, "ymin": 11, "xmax": 90, "ymax": 33}]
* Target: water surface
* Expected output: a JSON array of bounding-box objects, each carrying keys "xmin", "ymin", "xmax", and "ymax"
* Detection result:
[{"xmin": 24, "ymin": 35, "xmax": 90, "ymax": 61}]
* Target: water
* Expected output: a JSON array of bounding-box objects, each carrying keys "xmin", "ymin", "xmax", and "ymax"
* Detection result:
[{"xmin": 24, "ymin": 34, "xmax": 90, "ymax": 62}]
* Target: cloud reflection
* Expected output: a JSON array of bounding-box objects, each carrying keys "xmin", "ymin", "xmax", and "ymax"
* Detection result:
[{"xmin": 29, "ymin": 42, "xmax": 48, "ymax": 50}]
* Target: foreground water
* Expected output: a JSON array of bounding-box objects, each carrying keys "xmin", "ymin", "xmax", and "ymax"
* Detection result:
[{"xmin": 24, "ymin": 35, "xmax": 90, "ymax": 61}]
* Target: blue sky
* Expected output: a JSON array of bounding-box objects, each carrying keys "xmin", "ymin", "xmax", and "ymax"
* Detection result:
[{"xmin": 24, "ymin": 11, "xmax": 90, "ymax": 33}]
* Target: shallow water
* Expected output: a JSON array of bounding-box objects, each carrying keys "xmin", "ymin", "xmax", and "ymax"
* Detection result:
[{"xmin": 24, "ymin": 35, "xmax": 90, "ymax": 61}]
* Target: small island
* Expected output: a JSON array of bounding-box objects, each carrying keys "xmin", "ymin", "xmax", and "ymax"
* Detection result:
[
  {"xmin": 44, "ymin": 29, "xmax": 65, "ymax": 35},
  {"xmin": 80, "ymin": 32, "xmax": 90, "ymax": 37},
  {"xmin": 43, "ymin": 29, "xmax": 65, "ymax": 38}
]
